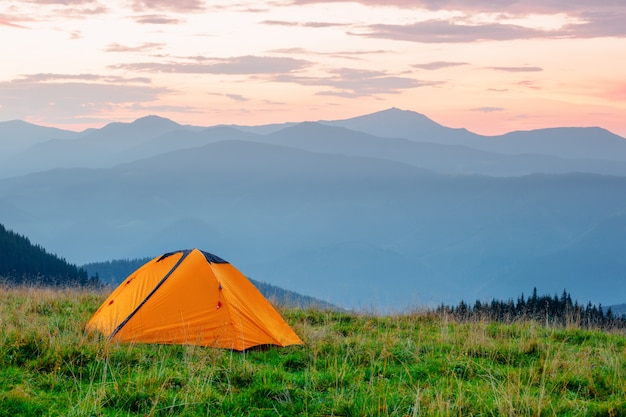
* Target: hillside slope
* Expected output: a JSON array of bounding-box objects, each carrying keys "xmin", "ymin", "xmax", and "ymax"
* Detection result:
[
  {"xmin": 0, "ymin": 223, "xmax": 94, "ymax": 286},
  {"xmin": 2, "ymin": 142, "xmax": 626, "ymax": 309}
]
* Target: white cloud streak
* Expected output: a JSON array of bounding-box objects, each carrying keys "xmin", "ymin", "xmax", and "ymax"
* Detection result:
[{"xmin": 111, "ymin": 56, "xmax": 312, "ymax": 75}]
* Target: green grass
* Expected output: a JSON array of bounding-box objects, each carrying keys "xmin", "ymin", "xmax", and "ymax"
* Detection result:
[{"xmin": 1, "ymin": 286, "xmax": 625, "ymax": 416}]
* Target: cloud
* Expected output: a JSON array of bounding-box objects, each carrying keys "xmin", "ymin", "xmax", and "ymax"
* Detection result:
[
  {"xmin": 2, "ymin": 2, "xmax": 108, "ymax": 26},
  {"xmin": 207, "ymin": 93, "xmax": 251, "ymax": 102},
  {"xmin": 111, "ymin": 56, "xmax": 312, "ymax": 75},
  {"xmin": 224, "ymin": 93, "xmax": 249, "ymax": 102},
  {"xmin": 206, "ymin": 3, "xmax": 268, "ymax": 13},
  {"xmin": 288, "ymin": 0, "xmax": 623, "ymax": 15},
  {"xmin": 270, "ymin": 47, "xmax": 314, "ymax": 54},
  {"xmin": 130, "ymin": 0, "xmax": 204, "ymax": 12},
  {"xmin": 472, "ymin": 106, "xmax": 504, "ymax": 112},
  {"xmin": 354, "ymin": 19, "xmax": 546, "ymax": 43},
  {"xmin": 261, "ymin": 20, "xmax": 348, "ymax": 28},
  {"xmin": 104, "ymin": 42, "xmax": 165, "ymax": 53},
  {"xmin": 58, "ymin": 5, "xmax": 108, "ymax": 16},
  {"xmin": 0, "ymin": 77, "xmax": 172, "ymax": 120},
  {"xmin": 23, "ymin": 0, "xmax": 98, "ymax": 4},
  {"xmin": 413, "ymin": 61, "xmax": 468, "ymax": 70},
  {"xmin": 0, "ymin": 19, "xmax": 28, "ymax": 28},
  {"xmin": 271, "ymin": 67, "xmax": 441, "ymax": 97},
  {"xmin": 15, "ymin": 73, "xmax": 152, "ymax": 84},
  {"xmin": 488, "ymin": 66, "xmax": 543, "ymax": 72},
  {"xmin": 127, "ymin": 103, "xmax": 201, "ymax": 113},
  {"xmin": 563, "ymin": 11, "xmax": 626, "ymax": 38},
  {"xmin": 261, "ymin": 20, "xmax": 299, "ymax": 27},
  {"xmin": 133, "ymin": 14, "xmax": 182, "ymax": 24},
  {"xmin": 269, "ymin": 47, "xmax": 391, "ymax": 62},
  {"xmin": 270, "ymin": 47, "xmax": 390, "ymax": 59},
  {"xmin": 16, "ymin": 1, "xmax": 108, "ymax": 16},
  {"xmin": 517, "ymin": 80, "xmax": 541, "ymax": 89},
  {"xmin": 291, "ymin": 0, "xmax": 626, "ymax": 40}
]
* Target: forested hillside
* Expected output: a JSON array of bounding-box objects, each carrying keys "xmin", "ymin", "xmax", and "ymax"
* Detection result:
[
  {"xmin": 82, "ymin": 258, "xmax": 152, "ymax": 286},
  {"xmin": 0, "ymin": 223, "xmax": 96, "ymax": 286},
  {"xmin": 438, "ymin": 289, "xmax": 626, "ymax": 328}
]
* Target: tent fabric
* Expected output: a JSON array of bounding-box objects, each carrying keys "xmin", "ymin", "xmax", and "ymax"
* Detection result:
[{"xmin": 86, "ymin": 248, "xmax": 303, "ymax": 351}]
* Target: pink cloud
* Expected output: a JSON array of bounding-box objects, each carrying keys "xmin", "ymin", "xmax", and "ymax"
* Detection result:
[
  {"xmin": 289, "ymin": 0, "xmax": 623, "ymax": 14},
  {"xmin": 413, "ymin": 61, "xmax": 468, "ymax": 70},
  {"xmin": 134, "ymin": 15, "xmax": 182, "ymax": 24},
  {"xmin": 0, "ymin": 19, "xmax": 27, "ymax": 28},
  {"xmin": 0, "ymin": 78, "xmax": 173, "ymax": 119},
  {"xmin": 488, "ymin": 66, "xmax": 543, "ymax": 72},
  {"xmin": 261, "ymin": 20, "xmax": 348, "ymax": 28},
  {"xmin": 25, "ymin": 0, "xmax": 98, "ymax": 4},
  {"xmin": 472, "ymin": 106, "xmax": 504, "ymax": 112},
  {"xmin": 130, "ymin": 0, "xmax": 204, "ymax": 12},
  {"xmin": 292, "ymin": 0, "xmax": 626, "ymax": 39},
  {"xmin": 111, "ymin": 56, "xmax": 312, "ymax": 75},
  {"xmin": 15, "ymin": 73, "xmax": 152, "ymax": 84},
  {"xmin": 354, "ymin": 20, "xmax": 544, "ymax": 43},
  {"xmin": 271, "ymin": 67, "xmax": 441, "ymax": 97},
  {"xmin": 104, "ymin": 42, "xmax": 165, "ymax": 53}
]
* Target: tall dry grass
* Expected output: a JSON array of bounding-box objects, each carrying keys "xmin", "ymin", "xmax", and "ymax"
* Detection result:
[{"xmin": 0, "ymin": 285, "xmax": 624, "ymax": 416}]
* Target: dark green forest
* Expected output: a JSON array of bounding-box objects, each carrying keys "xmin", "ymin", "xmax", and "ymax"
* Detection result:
[
  {"xmin": 0, "ymin": 223, "xmax": 96, "ymax": 286},
  {"xmin": 437, "ymin": 288, "xmax": 626, "ymax": 328},
  {"xmin": 82, "ymin": 257, "xmax": 152, "ymax": 286}
]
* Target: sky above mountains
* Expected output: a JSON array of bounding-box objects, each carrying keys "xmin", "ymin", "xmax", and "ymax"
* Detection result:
[{"xmin": 1, "ymin": 0, "xmax": 625, "ymax": 136}]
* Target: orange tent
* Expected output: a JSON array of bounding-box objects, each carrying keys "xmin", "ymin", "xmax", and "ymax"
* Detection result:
[{"xmin": 86, "ymin": 248, "xmax": 303, "ymax": 351}]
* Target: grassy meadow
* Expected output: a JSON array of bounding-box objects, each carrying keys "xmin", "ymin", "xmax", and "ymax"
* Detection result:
[{"xmin": 0, "ymin": 285, "xmax": 625, "ymax": 416}]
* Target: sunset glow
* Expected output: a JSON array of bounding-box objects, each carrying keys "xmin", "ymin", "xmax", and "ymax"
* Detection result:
[{"xmin": 1, "ymin": 0, "xmax": 625, "ymax": 136}]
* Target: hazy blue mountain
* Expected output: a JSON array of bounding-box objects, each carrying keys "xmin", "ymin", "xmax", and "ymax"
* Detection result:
[
  {"xmin": 2, "ymin": 109, "xmax": 626, "ymax": 310},
  {"xmin": 1, "ymin": 140, "xmax": 625, "ymax": 310},
  {"xmin": 610, "ymin": 304, "xmax": 626, "ymax": 317},
  {"xmin": 0, "ymin": 115, "xmax": 189, "ymax": 177},
  {"xmin": 228, "ymin": 121, "xmax": 298, "ymax": 135},
  {"xmin": 81, "ymin": 115, "xmax": 183, "ymax": 145},
  {"xmin": 4, "ymin": 109, "xmax": 626, "ymax": 179},
  {"xmin": 325, "ymin": 108, "xmax": 626, "ymax": 162},
  {"xmin": 490, "ymin": 212, "xmax": 626, "ymax": 303},
  {"xmin": 0, "ymin": 120, "xmax": 78, "ymax": 158},
  {"xmin": 260, "ymin": 121, "xmax": 626, "ymax": 177},
  {"xmin": 322, "ymin": 107, "xmax": 478, "ymax": 145},
  {"xmin": 121, "ymin": 125, "xmax": 263, "ymax": 161},
  {"xmin": 246, "ymin": 241, "xmax": 437, "ymax": 312},
  {"xmin": 488, "ymin": 127, "xmax": 626, "ymax": 161}
]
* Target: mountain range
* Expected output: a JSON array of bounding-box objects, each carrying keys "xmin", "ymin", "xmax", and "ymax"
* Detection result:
[{"xmin": 1, "ymin": 108, "xmax": 625, "ymax": 310}]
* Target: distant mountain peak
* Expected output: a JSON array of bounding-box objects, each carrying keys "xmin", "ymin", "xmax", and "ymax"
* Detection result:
[
  {"xmin": 322, "ymin": 107, "xmax": 477, "ymax": 145},
  {"xmin": 330, "ymin": 107, "xmax": 448, "ymax": 130},
  {"xmin": 131, "ymin": 115, "xmax": 181, "ymax": 128}
]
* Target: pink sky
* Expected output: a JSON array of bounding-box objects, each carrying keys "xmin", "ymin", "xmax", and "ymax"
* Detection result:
[{"xmin": 1, "ymin": 0, "xmax": 625, "ymax": 136}]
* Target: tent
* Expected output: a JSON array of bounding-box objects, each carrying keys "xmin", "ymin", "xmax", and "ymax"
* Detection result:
[{"xmin": 86, "ymin": 248, "xmax": 303, "ymax": 351}]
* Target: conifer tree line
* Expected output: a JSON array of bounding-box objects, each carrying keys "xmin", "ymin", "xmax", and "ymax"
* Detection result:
[
  {"xmin": 0, "ymin": 224, "xmax": 98, "ymax": 286},
  {"xmin": 436, "ymin": 288, "xmax": 626, "ymax": 329}
]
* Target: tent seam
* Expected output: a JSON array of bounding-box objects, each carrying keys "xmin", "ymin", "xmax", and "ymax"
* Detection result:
[{"xmin": 108, "ymin": 249, "xmax": 191, "ymax": 340}]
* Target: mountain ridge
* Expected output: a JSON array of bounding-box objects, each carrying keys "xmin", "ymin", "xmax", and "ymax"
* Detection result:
[
  {"xmin": 1, "ymin": 108, "xmax": 626, "ymax": 310},
  {"xmin": 2, "ymin": 108, "xmax": 626, "ymax": 179}
]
